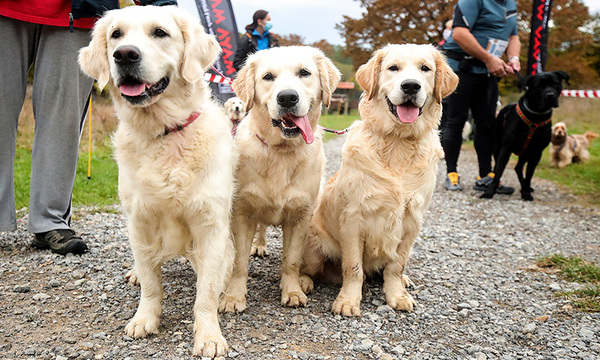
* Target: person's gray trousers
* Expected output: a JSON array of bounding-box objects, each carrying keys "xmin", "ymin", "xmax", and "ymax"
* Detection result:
[{"xmin": 0, "ymin": 15, "xmax": 94, "ymax": 234}]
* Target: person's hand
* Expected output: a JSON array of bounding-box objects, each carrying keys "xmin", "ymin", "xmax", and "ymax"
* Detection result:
[
  {"xmin": 507, "ymin": 56, "xmax": 521, "ymax": 73},
  {"xmin": 485, "ymin": 56, "xmax": 508, "ymax": 78}
]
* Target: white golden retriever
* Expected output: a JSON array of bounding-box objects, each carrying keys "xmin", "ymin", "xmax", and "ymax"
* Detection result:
[
  {"xmin": 79, "ymin": 6, "xmax": 235, "ymax": 357},
  {"xmin": 223, "ymin": 96, "xmax": 246, "ymax": 135},
  {"xmin": 300, "ymin": 44, "xmax": 458, "ymax": 316},
  {"xmin": 219, "ymin": 46, "xmax": 340, "ymax": 313}
]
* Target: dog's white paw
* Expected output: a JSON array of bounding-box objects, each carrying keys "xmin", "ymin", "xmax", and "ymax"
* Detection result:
[
  {"xmin": 250, "ymin": 244, "xmax": 269, "ymax": 257},
  {"xmin": 125, "ymin": 269, "xmax": 139, "ymax": 286},
  {"xmin": 125, "ymin": 315, "xmax": 159, "ymax": 338},
  {"xmin": 299, "ymin": 274, "xmax": 314, "ymax": 294},
  {"xmin": 281, "ymin": 290, "xmax": 307, "ymax": 307},
  {"xmin": 331, "ymin": 296, "xmax": 361, "ymax": 317},
  {"xmin": 386, "ymin": 292, "xmax": 416, "ymax": 312},
  {"xmin": 193, "ymin": 333, "xmax": 228, "ymax": 358},
  {"xmin": 218, "ymin": 295, "xmax": 247, "ymax": 313}
]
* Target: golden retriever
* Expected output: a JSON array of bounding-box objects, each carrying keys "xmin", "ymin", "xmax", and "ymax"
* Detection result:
[
  {"xmin": 223, "ymin": 96, "xmax": 246, "ymax": 135},
  {"xmin": 300, "ymin": 44, "xmax": 458, "ymax": 316},
  {"xmin": 550, "ymin": 121, "xmax": 598, "ymax": 168},
  {"xmin": 219, "ymin": 46, "xmax": 340, "ymax": 313},
  {"xmin": 79, "ymin": 6, "xmax": 235, "ymax": 357}
]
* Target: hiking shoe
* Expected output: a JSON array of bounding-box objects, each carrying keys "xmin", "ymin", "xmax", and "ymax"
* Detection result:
[
  {"xmin": 473, "ymin": 173, "xmax": 515, "ymax": 195},
  {"xmin": 445, "ymin": 172, "xmax": 463, "ymax": 191},
  {"xmin": 32, "ymin": 229, "xmax": 88, "ymax": 255}
]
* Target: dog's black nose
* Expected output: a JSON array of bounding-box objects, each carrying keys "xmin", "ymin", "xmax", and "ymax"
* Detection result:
[
  {"xmin": 113, "ymin": 46, "xmax": 141, "ymax": 66},
  {"xmin": 277, "ymin": 90, "xmax": 299, "ymax": 108},
  {"xmin": 401, "ymin": 80, "xmax": 421, "ymax": 95}
]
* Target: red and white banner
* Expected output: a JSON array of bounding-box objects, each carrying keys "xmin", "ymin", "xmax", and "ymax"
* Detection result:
[{"xmin": 561, "ymin": 90, "xmax": 600, "ymax": 98}]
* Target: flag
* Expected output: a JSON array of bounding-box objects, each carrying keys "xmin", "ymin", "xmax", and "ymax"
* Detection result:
[{"xmin": 527, "ymin": 0, "xmax": 554, "ymax": 75}]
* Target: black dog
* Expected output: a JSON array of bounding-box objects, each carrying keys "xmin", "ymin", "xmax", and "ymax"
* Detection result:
[{"xmin": 481, "ymin": 71, "xmax": 570, "ymax": 201}]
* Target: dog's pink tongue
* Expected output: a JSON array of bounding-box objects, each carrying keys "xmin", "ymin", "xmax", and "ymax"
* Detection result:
[
  {"xmin": 120, "ymin": 83, "xmax": 146, "ymax": 97},
  {"xmin": 396, "ymin": 104, "xmax": 420, "ymax": 124},
  {"xmin": 291, "ymin": 115, "xmax": 314, "ymax": 144}
]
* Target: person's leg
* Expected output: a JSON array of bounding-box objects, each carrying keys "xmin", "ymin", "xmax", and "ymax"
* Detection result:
[
  {"xmin": 0, "ymin": 16, "xmax": 36, "ymax": 232},
  {"xmin": 28, "ymin": 25, "xmax": 93, "ymax": 234},
  {"xmin": 441, "ymin": 72, "xmax": 473, "ymax": 174},
  {"xmin": 470, "ymin": 75, "xmax": 498, "ymax": 178}
]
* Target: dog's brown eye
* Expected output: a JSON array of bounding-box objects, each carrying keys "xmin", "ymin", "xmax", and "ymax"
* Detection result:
[
  {"xmin": 298, "ymin": 69, "xmax": 311, "ymax": 77},
  {"xmin": 263, "ymin": 73, "xmax": 274, "ymax": 81},
  {"xmin": 111, "ymin": 29, "xmax": 122, "ymax": 39},
  {"xmin": 153, "ymin": 28, "xmax": 169, "ymax": 38},
  {"xmin": 421, "ymin": 65, "xmax": 431, "ymax": 72},
  {"xmin": 388, "ymin": 65, "xmax": 399, "ymax": 72}
]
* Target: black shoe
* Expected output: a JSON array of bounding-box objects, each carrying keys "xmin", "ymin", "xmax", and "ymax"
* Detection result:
[
  {"xmin": 32, "ymin": 229, "xmax": 88, "ymax": 255},
  {"xmin": 473, "ymin": 173, "xmax": 515, "ymax": 195}
]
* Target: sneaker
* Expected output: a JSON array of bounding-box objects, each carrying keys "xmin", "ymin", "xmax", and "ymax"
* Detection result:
[
  {"xmin": 32, "ymin": 229, "xmax": 88, "ymax": 255},
  {"xmin": 473, "ymin": 172, "xmax": 515, "ymax": 195},
  {"xmin": 445, "ymin": 172, "xmax": 463, "ymax": 191}
]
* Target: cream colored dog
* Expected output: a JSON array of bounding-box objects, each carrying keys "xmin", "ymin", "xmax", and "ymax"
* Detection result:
[
  {"xmin": 223, "ymin": 96, "xmax": 246, "ymax": 135},
  {"xmin": 550, "ymin": 121, "xmax": 598, "ymax": 168},
  {"xmin": 300, "ymin": 44, "xmax": 458, "ymax": 316},
  {"xmin": 219, "ymin": 46, "xmax": 340, "ymax": 313},
  {"xmin": 79, "ymin": 6, "xmax": 235, "ymax": 357}
]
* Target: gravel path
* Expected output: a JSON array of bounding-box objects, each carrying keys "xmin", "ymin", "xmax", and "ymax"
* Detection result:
[{"xmin": 1, "ymin": 134, "xmax": 599, "ymax": 360}]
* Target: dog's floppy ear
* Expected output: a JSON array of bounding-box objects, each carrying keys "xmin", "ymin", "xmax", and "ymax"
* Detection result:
[
  {"xmin": 433, "ymin": 49, "xmax": 459, "ymax": 102},
  {"xmin": 233, "ymin": 61, "xmax": 256, "ymax": 111},
  {"xmin": 177, "ymin": 9, "xmax": 221, "ymax": 83},
  {"xmin": 314, "ymin": 49, "xmax": 341, "ymax": 107},
  {"xmin": 519, "ymin": 75, "xmax": 533, "ymax": 92},
  {"xmin": 555, "ymin": 70, "xmax": 570, "ymax": 85},
  {"xmin": 78, "ymin": 14, "xmax": 112, "ymax": 89},
  {"xmin": 356, "ymin": 48, "xmax": 385, "ymax": 100}
]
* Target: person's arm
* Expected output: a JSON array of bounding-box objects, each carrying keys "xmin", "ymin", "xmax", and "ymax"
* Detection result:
[
  {"xmin": 233, "ymin": 36, "xmax": 251, "ymax": 71},
  {"xmin": 505, "ymin": 35, "xmax": 521, "ymax": 72},
  {"xmin": 452, "ymin": 27, "xmax": 512, "ymax": 77}
]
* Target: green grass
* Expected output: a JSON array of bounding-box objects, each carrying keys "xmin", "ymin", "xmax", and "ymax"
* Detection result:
[
  {"xmin": 537, "ymin": 254, "xmax": 600, "ymax": 312},
  {"xmin": 13, "ymin": 145, "xmax": 119, "ymax": 210},
  {"xmin": 319, "ymin": 110, "xmax": 360, "ymax": 142}
]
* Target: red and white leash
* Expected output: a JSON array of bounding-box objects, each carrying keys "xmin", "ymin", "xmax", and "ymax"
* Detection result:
[{"xmin": 561, "ymin": 90, "xmax": 600, "ymax": 98}]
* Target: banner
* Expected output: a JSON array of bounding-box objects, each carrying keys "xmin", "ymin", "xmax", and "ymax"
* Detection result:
[
  {"xmin": 179, "ymin": 0, "xmax": 239, "ymax": 103},
  {"xmin": 527, "ymin": 0, "xmax": 554, "ymax": 75}
]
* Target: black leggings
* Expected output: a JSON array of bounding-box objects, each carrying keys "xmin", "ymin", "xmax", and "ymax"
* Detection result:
[{"xmin": 441, "ymin": 72, "xmax": 498, "ymax": 178}]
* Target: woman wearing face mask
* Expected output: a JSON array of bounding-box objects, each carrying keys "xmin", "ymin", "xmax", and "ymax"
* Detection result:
[{"xmin": 233, "ymin": 9, "xmax": 278, "ymax": 71}]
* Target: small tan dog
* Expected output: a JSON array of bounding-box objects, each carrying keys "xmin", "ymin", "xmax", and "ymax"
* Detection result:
[
  {"xmin": 79, "ymin": 6, "xmax": 235, "ymax": 357},
  {"xmin": 550, "ymin": 122, "xmax": 598, "ymax": 168},
  {"xmin": 223, "ymin": 96, "xmax": 246, "ymax": 136},
  {"xmin": 219, "ymin": 46, "xmax": 340, "ymax": 313},
  {"xmin": 300, "ymin": 44, "xmax": 458, "ymax": 316}
]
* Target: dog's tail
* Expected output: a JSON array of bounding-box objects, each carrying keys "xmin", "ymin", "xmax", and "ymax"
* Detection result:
[{"xmin": 584, "ymin": 131, "xmax": 599, "ymax": 144}]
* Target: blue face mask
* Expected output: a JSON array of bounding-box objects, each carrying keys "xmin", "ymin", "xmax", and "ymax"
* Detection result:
[{"xmin": 264, "ymin": 21, "xmax": 273, "ymax": 32}]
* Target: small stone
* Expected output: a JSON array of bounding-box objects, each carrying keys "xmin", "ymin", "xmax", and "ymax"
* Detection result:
[
  {"xmin": 298, "ymin": 351, "xmax": 309, "ymax": 360},
  {"xmin": 361, "ymin": 339, "xmax": 374, "ymax": 347},
  {"xmin": 549, "ymin": 282, "xmax": 561, "ymax": 292},
  {"xmin": 49, "ymin": 279, "xmax": 61, "ymax": 288},
  {"xmin": 380, "ymin": 355, "xmax": 395, "ymax": 360},
  {"xmin": 24, "ymin": 348, "xmax": 36, "ymax": 355},
  {"xmin": 291, "ymin": 315, "xmax": 304, "ymax": 324},
  {"xmin": 376, "ymin": 305, "xmax": 393, "ymax": 313},
  {"xmin": 536, "ymin": 315, "xmax": 549, "ymax": 323},
  {"xmin": 63, "ymin": 337, "xmax": 77, "ymax": 344},
  {"xmin": 71, "ymin": 270, "xmax": 86, "ymax": 280},
  {"xmin": 372, "ymin": 345, "xmax": 383, "ymax": 354},
  {"xmin": 56, "ymin": 356, "xmax": 68, "ymax": 360},
  {"xmin": 80, "ymin": 342, "xmax": 94, "ymax": 350},
  {"xmin": 579, "ymin": 327, "xmax": 594, "ymax": 339},
  {"xmin": 458, "ymin": 309, "xmax": 469, "ymax": 317},
  {"xmin": 475, "ymin": 352, "xmax": 487, "ymax": 360},
  {"xmin": 14, "ymin": 285, "xmax": 30, "ymax": 293},
  {"xmin": 122, "ymin": 335, "xmax": 134, "ymax": 342},
  {"xmin": 33, "ymin": 293, "xmax": 51, "ymax": 301},
  {"xmin": 456, "ymin": 302, "xmax": 472, "ymax": 311},
  {"xmin": 228, "ymin": 351, "xmax": 240, "ymax": 358},
  {"xmin": 523, "ymin": 323, "xmax": 536, "ymax": 333},
  {"xmin": 391, "ymin": 345, "xmax": 405, "ymax": 355}
]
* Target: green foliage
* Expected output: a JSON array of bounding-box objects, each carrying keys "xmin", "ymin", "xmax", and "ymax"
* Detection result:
[{"xmin": 537, "ymin": 254, "xmax": 600, "ymax": 312}]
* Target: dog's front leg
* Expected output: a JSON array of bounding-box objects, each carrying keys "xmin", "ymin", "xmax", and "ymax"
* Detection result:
[
  {"xmin": 521, "ymin": 152, "xmax": 543, "ymax": 201},
  {"xmin": 332, "ymin": 225, "xmax": 364, "ymax": 316},
  {"xmin": 125, "ymin": 221, "xmax": 163, "ymax": 338},
  {"xmin": 383, "ymin": 213, "xmax": 419, "ymax": 311},
  {"xmin": 281, "ymin": 219, "xmax": 309, "ymax": 307},
  {"xmin": 482, "ymin": 145, "xmax": 512, "ymax": 199},
  {"xmin": 219, "ymin": 213, "xmax": 256, "ymax": 313},
  {"xmin": 187, "ymin": 216, "xmax": 233, "ymax": 358}
]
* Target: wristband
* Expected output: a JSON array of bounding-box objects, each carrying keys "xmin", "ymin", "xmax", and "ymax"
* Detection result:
[{"xmin": 509, "ymin": 56, "xmax": 520, "ymax": 62}]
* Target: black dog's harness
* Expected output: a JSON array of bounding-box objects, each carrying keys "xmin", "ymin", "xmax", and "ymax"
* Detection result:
[{"xmin": 514, "ymin": 103, "xmax": 552, "ymax": 156}]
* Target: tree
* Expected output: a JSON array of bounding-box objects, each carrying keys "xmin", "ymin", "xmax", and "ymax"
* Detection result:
[
  {"xmin": 275, "ymin": 33, "xmax": 306, "ymax": 46},
  {"xmin": 337, "ymin": 0, "xmax": 456, "ymax": 68}
]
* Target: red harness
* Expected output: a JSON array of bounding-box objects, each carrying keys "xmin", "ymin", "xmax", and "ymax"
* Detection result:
[
  {"xmin": 515, "ymin": 103, "xmax": 552, "ymax": 156},
  {"xmin": 162, "ymin": 111, "xmax": 201, "ymax": 136}
]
